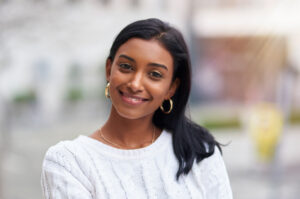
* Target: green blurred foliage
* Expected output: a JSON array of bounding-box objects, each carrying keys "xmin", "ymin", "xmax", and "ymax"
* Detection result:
[
  {"xmin": 66, "ymin": 88, "xmax": 83, "ymax": 102},
  {"xmin": 13, "ymin": 90, "xmax": 36, "ymax": 104},
  {"xmin": 200, "ymin": 117, "xmax": 241, "ymax": 130},
  {"xmin": 290, "ymin": 111, "xmax": 300, "ymax": 124}
]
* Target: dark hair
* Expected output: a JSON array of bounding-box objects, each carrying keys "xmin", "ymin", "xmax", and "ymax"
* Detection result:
[{"xmin": 108, "ymin": 18, "xmax": 221, "ymax": 179}]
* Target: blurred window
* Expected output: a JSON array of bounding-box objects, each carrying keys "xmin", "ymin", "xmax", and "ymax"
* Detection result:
[
  {"xmin": 99, "ymin": 0, "xmax": 110, "ymax": 6},
  {"xmin": 131, "ymin": 0, "xmax": 139, "ymax": 7}
]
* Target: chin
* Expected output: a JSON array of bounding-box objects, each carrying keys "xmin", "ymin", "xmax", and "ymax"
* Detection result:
[{"xmin": 114, "ymin": 106, "xmax": 154, "ymax": 120}]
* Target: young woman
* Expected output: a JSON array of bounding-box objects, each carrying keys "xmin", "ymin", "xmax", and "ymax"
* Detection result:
[{"xmin": 41, "ymin": 18, "xmax": 232, "ymax": 199}]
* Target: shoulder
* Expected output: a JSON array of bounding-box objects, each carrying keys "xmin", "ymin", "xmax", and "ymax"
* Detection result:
[
  {"xmin": 204, "ymin": 146, "xmax": 223, "ymax": 163},
  {"xmin": 42, "ymin": 136, "xmax": 90, "ymax": 172},
  {"xmin": 41, "ymin": 136, "xmax": 95, "ymax": 187},
  {"xmin": 194, "ymin": 146, "xmax": 233, "ymax": 198},
  {"xmin": 198, "ymin": 146, "xmax": 227, "ymax": 176},
  {"xmin": 44, "ymin": 139, "xmax": 77, "ymax": 161},
  {"xmin": 41, "ymin": 137, "xmax": 94, "ymax": 198}
]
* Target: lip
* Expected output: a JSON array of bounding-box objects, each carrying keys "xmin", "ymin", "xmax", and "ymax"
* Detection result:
[{"xmin": 119, "ymin": 91, "xmax": 149, "ymax": 105}]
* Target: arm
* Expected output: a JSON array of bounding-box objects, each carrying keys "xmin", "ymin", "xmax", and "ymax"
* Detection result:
[
  {"xmin": 41, "ymin": 145, "xmax": 93, "ymax": 199},
  {"xmin": 199, "ymin": 147, "xmax": 233, "ymax": 199},
  {"xmin": 213, "ymin": 148, "xmax": 233, "ymax": 199}
]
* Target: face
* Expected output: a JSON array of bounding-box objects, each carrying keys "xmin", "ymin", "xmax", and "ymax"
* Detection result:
[{"xmin": 106, "ymin": 38, "xmax": 179, "ymax": 120}]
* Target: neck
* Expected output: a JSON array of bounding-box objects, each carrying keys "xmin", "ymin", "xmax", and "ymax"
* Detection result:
[{"xmin": 100, "ymin": 106, "xmax": 159, "ymax": 148}]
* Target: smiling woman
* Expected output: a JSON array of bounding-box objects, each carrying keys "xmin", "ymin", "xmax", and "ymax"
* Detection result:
[
  {"xmin": 106, "ymin": 38, "xmax": 178, "ymax": 121},
  {"xmin": 41, "ymin": 18, "xmax": 232, "ymax": 199}
]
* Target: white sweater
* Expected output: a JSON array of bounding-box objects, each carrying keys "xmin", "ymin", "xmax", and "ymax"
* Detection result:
[{"xmin": 41, "ymin": 130, "xmax": 232, "ymax": 199}]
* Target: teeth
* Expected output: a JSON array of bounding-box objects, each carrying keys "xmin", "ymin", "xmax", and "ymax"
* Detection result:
[
  {"xmin": 120, "ymin": 91, "xmax": 146, "ymax": 102},
  {"xmin": 129, "ymin": 97, "xmax": 142, "ymax": 102}
]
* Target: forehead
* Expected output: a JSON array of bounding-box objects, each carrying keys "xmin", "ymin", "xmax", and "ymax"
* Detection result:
[{"xmin": 115, "ymin": 38, "xmax": 174, "ymax": 69}]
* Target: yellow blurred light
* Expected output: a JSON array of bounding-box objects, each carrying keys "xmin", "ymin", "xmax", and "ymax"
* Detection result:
[{"xmin": 248, "ymin": 103, "xmax": 283, "ymax": 161}]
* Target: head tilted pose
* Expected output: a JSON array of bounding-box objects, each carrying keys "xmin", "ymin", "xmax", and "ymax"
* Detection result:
[
  {"xmin": 99, "ymin": 18, "xmax": 221, "ymax": 179},
  {"xmin": 42, "ymin": 18, "xmax": 232, "ymax": 199}
]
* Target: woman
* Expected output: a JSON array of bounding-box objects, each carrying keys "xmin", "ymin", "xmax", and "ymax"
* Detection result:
[{"xmin": 41, "ymin": 18, "xmax": 232, "ymax": 199}]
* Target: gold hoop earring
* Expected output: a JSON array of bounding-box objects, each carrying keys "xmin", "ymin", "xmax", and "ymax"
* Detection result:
[
  {"xmin": 105, "ymin": 82, "xmax": 110, "ymax": 98},
  {"xmin": 160, "ymin": 99, "xmax": 173, "ymax": 114}
]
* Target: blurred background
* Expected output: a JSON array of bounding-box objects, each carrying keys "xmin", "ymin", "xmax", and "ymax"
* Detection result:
[{"xmin": 0, "ymin": 0, "xmax": 300, "ymax": 198}]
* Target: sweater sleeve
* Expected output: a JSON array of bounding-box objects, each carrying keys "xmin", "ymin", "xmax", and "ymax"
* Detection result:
[
  {"xmin": 41, "ymin": 143, "xmax": 93, "ymax": 199},
  {"xmin": 198, "ymin": 147, "xmax": 233, "ymax": 199}
]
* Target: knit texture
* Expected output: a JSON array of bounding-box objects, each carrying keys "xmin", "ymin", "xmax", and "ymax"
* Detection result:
[{"xmin": 41, "ymin": 130, "xmax": 232, "ymax": 199}]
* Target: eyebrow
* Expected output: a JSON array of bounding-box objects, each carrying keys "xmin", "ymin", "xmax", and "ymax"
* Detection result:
[
  {"xmin": 119, "ymin": 54, "xmax": 135, "ymax": 62},
  {"xmin": 118, "ymin": 54, "xmax": 168, "ymax": 71}
]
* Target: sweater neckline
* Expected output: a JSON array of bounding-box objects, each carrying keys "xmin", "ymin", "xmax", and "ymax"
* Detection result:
[{"xmin": 77, "ymin": 129, "xmax": 170, "ymax": 159}]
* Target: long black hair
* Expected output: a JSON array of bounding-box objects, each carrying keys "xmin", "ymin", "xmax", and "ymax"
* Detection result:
[{"xmin": 107, "ymin": 18, "xmax": 221, "ymax": 179}]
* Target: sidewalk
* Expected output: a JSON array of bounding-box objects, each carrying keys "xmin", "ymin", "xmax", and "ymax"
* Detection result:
[{"xmin": 216, "ymin": 126, "xmax": 300, "ymax": 199}]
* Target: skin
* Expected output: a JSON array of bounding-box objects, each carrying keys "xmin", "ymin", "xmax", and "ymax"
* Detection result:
[{"xmin": 90, "ymin": 38, "xmax": 180, "ymax": 149}]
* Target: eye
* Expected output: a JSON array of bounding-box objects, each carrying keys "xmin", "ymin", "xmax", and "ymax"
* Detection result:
[
  {"xmin": 119, "ymin": 63, "xmax": 133, "ymax": 71},
  {"xmin": 149, "ymin": 70, "xmax": 163, "ymax": 79}
]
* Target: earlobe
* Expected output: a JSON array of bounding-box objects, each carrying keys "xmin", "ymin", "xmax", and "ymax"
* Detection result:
[{"xmin": 106, "ymin": 58, "xmax": 112, "ymax": 81}]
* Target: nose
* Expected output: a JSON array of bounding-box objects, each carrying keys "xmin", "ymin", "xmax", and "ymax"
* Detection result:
[{"xmin": 127, "ymin": 72, "xmax": 144, "ymax": 93}]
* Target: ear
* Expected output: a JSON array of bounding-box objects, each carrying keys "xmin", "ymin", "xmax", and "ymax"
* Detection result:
[
  {"xmin": 105, "ymin": 58, "xmax": 112, "ymax": 82},
  {"xmin": 166, "ymin": 78, "xmax": 180, "ymax": 99}
]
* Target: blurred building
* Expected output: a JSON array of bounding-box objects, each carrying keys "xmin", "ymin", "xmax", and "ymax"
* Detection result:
[
  {"xmin": 0, "ymin": 0, "xmax": 188, "ymax": 124},
  {"xmin": 0, "ymin": 0, "xmax": 299, "ymax": 126},
  {"xmin": 193, "ymin": 0, "xmax": 300, "ymax": 106}
]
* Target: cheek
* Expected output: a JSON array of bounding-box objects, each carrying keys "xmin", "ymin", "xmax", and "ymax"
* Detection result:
[
  {"xmin": 149, "ymin": 82, "xmax": 171, "ymax": 100},
  {"xmin": 109, "ymin": 66, "xmax": 119, "ymax": 79},
  {"xmin": 109, "ymin": 69, "xmax": 127, "ymax": 84}
]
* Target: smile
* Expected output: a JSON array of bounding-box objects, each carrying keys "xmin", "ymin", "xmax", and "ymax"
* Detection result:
[{"xmin": 119, "ymin": 91, "xmax": 149, "ymax": 105}]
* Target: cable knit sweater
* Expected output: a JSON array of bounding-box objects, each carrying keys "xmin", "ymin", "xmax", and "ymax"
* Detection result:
[{"xmin": 41, "ymin": 130, "xmax": 232, "ymax": 199}]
